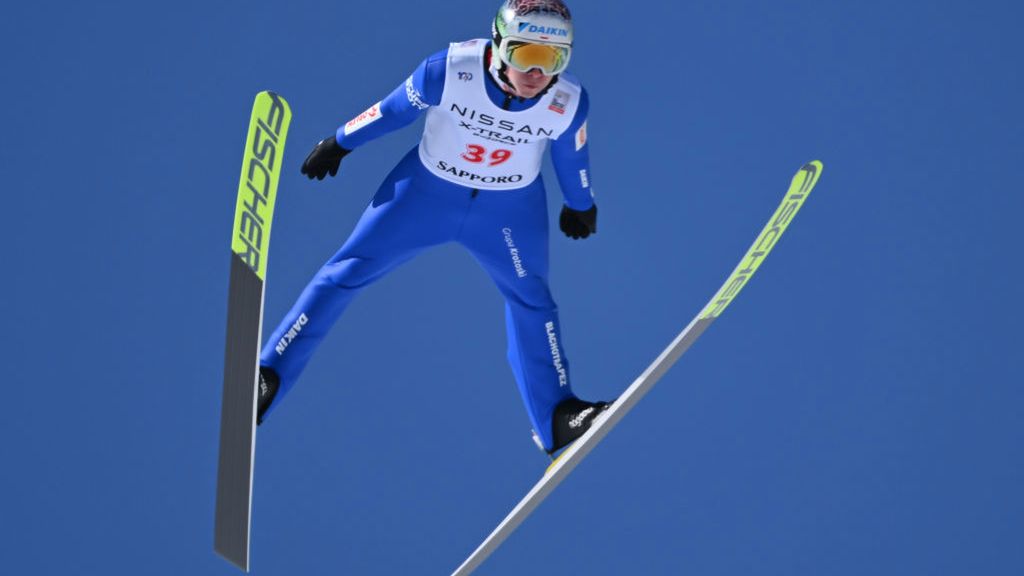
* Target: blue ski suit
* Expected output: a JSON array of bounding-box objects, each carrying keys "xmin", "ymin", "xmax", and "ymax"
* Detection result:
[{"xmin": 259, "ymin": 40, "xmax": 594, "ymax": 451}]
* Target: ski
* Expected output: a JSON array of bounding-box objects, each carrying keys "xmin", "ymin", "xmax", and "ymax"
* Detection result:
[
  {"xmin": 214, "ymin": 91, "xmax": 292, "ymax": 572},
  {"xmin": 451, "ymin": 161, "xmax": 824, "ymax": 576}
]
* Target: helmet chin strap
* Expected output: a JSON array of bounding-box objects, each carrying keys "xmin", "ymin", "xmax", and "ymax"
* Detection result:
[{"xmin": 487, "ymin": 43, "xmax": 558, "ymax": 100}]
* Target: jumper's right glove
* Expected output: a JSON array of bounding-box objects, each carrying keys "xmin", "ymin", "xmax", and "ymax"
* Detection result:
[
  {"xmin": 300, "ymin": 135, "xmax": 350, "ymax": 180},
  {"xmin": 559, "ymin": 203, "xmax": 597, "ymax": 240}
]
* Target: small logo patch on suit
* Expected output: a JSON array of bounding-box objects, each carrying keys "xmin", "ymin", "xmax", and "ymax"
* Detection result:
[
  {"xmin": 575, "ymin": 121, "xmax": 587, "ymax": 151},
  {"xmin": 344, "ymin": 102, "xmax": 382, "ymax": 135},
  {"xmin": 549, "ymin": 90, "xmax": 570, "ymax": 114}
]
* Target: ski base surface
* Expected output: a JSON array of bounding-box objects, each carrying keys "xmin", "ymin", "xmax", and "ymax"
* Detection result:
[
  {"xmin": 451, "ymin": 161, "xmax": 824, "ymax": 576},
  {"xmin": 214, "ymin": 91, "xmax": 291, "ymax": 572}
]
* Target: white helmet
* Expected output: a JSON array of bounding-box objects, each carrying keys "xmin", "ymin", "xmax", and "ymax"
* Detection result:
[{"xmin": 492, "ymin": 0, "xmax": 573, "ymax": 76}]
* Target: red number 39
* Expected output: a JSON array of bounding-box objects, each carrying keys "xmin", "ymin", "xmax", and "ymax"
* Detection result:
[{"xmin": 461, "ymin": 144, "xmax": 513, "ymax": 166}]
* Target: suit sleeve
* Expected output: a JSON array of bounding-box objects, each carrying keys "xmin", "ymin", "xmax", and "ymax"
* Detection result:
[
  {"xmin": 335, "ymin": 47, "xmax": 448, "ymax": 150},
  {"xmin": 550, "ymin": 87, "xmax": 593, "ymax": 211}
]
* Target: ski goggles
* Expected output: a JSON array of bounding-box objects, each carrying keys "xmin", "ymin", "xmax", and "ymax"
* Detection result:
[{"xmin": 497, "ymin": 38, "xmax": 571, "ymax": 75}]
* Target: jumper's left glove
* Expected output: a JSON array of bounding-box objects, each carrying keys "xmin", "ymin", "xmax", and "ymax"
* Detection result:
[{"xmin": 559, "ymin": 203, "xmax": 597, "ymax": 240}]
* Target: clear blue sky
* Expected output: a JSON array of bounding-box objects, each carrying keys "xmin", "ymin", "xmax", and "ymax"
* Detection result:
[{"xmin": 2, "ymin": 1, "xmax": 1021, "ymax": 575}]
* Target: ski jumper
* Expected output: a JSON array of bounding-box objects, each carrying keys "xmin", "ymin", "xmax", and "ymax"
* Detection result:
[{"xmin": 259, "ymin": 39, "xmax": 594, "ymax": 451}]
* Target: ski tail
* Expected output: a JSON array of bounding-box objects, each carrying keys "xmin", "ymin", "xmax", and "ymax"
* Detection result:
[
  {"xmin": 450, "ymin": 161, "xmax": 823, "ymax": 576},
  {"xmin": 214, "ymin": 91, "xmax": 292, "ymax": 572}
]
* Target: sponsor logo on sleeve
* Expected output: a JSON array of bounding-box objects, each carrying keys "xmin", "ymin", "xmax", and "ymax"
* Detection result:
[
  {"xmin": 574, "ymin": 120, "xmax": 587, "ymax": 151},
  {"xmin": 457, "ymin": 71, "xmax": 474, "ymax": 81},
  {"xmin": 343, "ymin": 102, "xmax": 383, "ymax": 135},
  {"xmin": 405, "ymin": 77, "xmax": 429, "ymax": 110},
  {"xmin": 579, "ymin": 169, "xmax": 589, "ymax": 189}
]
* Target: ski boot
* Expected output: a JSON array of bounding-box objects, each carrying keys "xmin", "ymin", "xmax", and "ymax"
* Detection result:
[
  {"xmin": 256, "ymin": 366, "xmax": 280, "ymax": 425},
  {"xmin": 533, "ymin": 397, "xmax": 612, "ymax": 456}
]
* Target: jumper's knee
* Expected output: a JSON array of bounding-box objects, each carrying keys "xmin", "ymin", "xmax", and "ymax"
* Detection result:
[{"xmin": 317, "ymin": 256, "xmax": 383, "ymax": 291}]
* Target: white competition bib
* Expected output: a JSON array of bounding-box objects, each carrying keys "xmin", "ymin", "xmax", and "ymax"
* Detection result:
[{"xmin": 418, "ymin": 39, "xmax": 580, "ymax": 190}]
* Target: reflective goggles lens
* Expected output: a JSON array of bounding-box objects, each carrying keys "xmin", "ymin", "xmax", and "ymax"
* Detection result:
[{"xmin": 502, "ymin": 40, "xmax": 570, "ymax": 75}]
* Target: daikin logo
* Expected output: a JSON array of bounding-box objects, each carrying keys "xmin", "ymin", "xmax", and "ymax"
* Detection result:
[
  {"xmin": 518, "ymin": 22, "xmax": 569, "ymax": 37},
  {"xmin": 275, "ymin": 313, "xmax": 308, "ymax": 355}
]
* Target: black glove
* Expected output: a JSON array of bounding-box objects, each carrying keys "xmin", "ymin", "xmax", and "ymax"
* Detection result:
[
  {"xmin": 300, "ymin": 135, "xmax": 350, "ymax": 180},
  {"xmin": 559, "ymin": 203, "xmax": 597, "ymax": 239}
]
